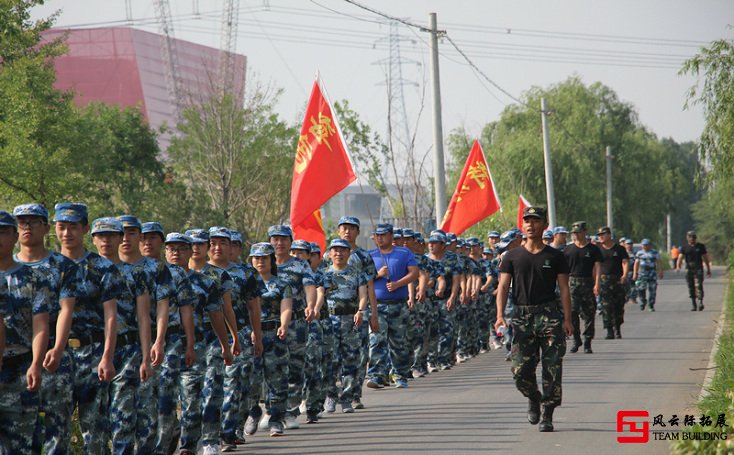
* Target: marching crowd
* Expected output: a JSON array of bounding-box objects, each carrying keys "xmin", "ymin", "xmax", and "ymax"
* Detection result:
[{"xmin": 0, "ymin": 202, "xmax": 712, "ymax": 454}]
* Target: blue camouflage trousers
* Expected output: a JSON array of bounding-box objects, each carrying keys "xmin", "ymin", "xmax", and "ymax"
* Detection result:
[
  {"xmin": 368, "ymin": 302, "xmax": 410, "ymax": 381},
  {"xmin": 330, "ymin": 314, "xmax": 363, "ymax": 403},
  {"xmin": 222, "ymin": 327, "xmax": 254, "ymax": 439},
  {"xmin": 0, "ymin": 357, "xmax": 39, "ymax": 454},
  {"xmin": 136, "ymin": 344, "xmax": 157, "ymax": 455},
  {"xmin": 411, "ymin": 298, "xmax": 434, "ymax": 370},
  {"xmin": 260, "ymin": 329, "xmax": 289, "ymax": 421},
  {"xmin": 286, "ymin": 319, "xmax": 308, "ymax": 417},
  {"xmin": 427, "ymin": 298, "xmax": 455, "ymax": 368},
  {"xmin": 304, "ymin": 321, "xmax": 324, "ymax": 412},
  {"xmin": 354, "ymin": 308, "xmax": 370, "ymax": 400},
  {"xmin": 636, "ymin": 276, "xmax": 658, "ymax": 309},
  {"xmin": 109, "ymin": 342, "xmax": 142, "ymax": 455},
  {"xmin": 70, "ymin": 341, "xmax": 110, "ymax": 454},
  {"xmin": 155, "ymin": 334, "xmax": 185, "ymax": 454},
  {"xmin": 318, "ymin": 318, "xmax": 335, "ymax": 408},
  {"xmin": 36, "ymin": 349, "xmax": 74, "ymax": 454},
  {"xmin": 178, "ymin": 340, "xmax": 207, "ymax": 452}
]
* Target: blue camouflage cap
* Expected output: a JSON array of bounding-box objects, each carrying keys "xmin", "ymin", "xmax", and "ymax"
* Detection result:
[
  {"xmin": 141, "ymin": 222, "xmax": 164, "ymax": 235},
  {"xmin": 91, "ymin": 217, "xmax": 123, "ymax": 235},
  {"xmin": 446, "ymin": 232, "xmax": 457, "ymax": 244},
  {"xmin": 487, "ymin": 230, "xmax": 500, "ymax": 238},
  {"xmin": 185, "ymin": 229, "xmax": 209, "ymax": 243},
  {"xmin": 329, "ymin": 238, "xmax": 351, "ymax": 250},
  {"xmin": 456, "ymin": 238, "xmax": 466, "ymax": 247},
  {"xmin": 291, "ymin": 239, "xmax": 311, "ymax": 251},
  {"xmin": 428, "ymin": 233, "xmax": 447, "ymax": 243},
  {"xmin": 641, "ymin": 238, "xmax": 651, "ymax": 245},
  {"xmin": 208, "ymin": 226, "xmax": 231, "ymax": 240},
  {"xmin": 482, "ymin": 247, "xmax": 494, "ymax": 255},
  {"xmin": 431, "ymin": 229, "xmax": 447, "ymax": 237},
  {"xmin": 373, "ymin": 223, "xmax": 393, "ymax": 235},
  {"xmin": 401, "ymin": 228, "xmax": 415, "ymax": 238},
  {"xmin": 249, "ymin": 242, "xmax": 275, "ymax": 257},
  {"xmin": 414, "ymin": 232, "xmax": 424, "ymax": 242},
  {"xmin": 0, "ymin": 211, "xmax": 17, "ymax": 228},
  {"xmin": 625, "ymin": 238, "xmax": 633, "ymax": 244},
  {"xmin": 165, "ymin": 232, "xmax": 191, "ymax": 244},
  {"xmin": 13, "ymin": 203, "xmax": 48, "ymax": 221},
  {"xmin": 229, "ymin": 230, "xmax": 243, "ymax": 244},
  {"xmin": 53, "ymin": 202, "xmax": 88, "ymax": 223},
  {"xmin": 267, "ymin": 224, "xmax": 293, "ymax": 239},
  {"xmin": 499, "ymin": 229, "xmax": 517, "ymax": 244},
  {"xmin": 553, "ymin": 226, "xmax": 568, "ymax": 235},
  {"xmin": 309, "ymin": 242, "xmax": 321, "ymax": 254},
  {"xmin": 543, "ymin": 229, "xmax": 554, "ymax": 239},
  {"xmin": 337, "ymin": 216, "xmax": 360, "ymax": 227},
  {"xmin": 117, "ymin": 215, "xmax": 142, "ymax": 230},
  {"xmin": 467, "ymin": 237, "xmax": 480, "ymax": 246},
  {"xmin": 393, "ymin": 228, "xmax": 403, "ymax": 239}
]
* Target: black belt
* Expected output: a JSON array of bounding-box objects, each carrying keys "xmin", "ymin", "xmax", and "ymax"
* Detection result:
[
  {"xmin": 292, "ymin": 309, "xmax": 306, "ymax": 321},
  {"xmin": 330, "ymin": 307, "xmax": 357, "ymax": 316},
  {"xmin": 2, "ymin": 352, "xmax": 32, "ymax": 371},
  {"xmin": 165, "ymin": 325, "xmax": 182, "ymax": 336},
  {"xmin": 67, "ymin": 331, "xmax": 105, "ymax": 349},
  {"xmin": 515, "ymin": 301, "xmax": 560, "ymax": 315},
  {"xmin": 378, "ymin": 299, "xmax": 405, "ymax": 305},
  {"xmin": 117, "ymin": 331, "xmax": 139, "ymax": 347},
  {"xmin": 569, "ymin": 276, "xmax": 594, "ymax": 280},
  {"xmin": 261, "ymin": 320, "xmax": 280, "ymax": 331},
  {"xmin": 601, "ymin": 274, "xmax": 621, "ymax": 280}
]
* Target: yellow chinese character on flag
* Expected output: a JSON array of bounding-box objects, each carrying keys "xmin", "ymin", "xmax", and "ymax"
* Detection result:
[
  {"xmin": 294, "ymin": 134, "xmax": 314, "ymax": 174},
  {"xmin": 309, "ymin": 112, "xmax": 336, "ymax": 152},
  {"xmin": 467, "ymin": 161, "xmax": 490, "ymax": 189}
]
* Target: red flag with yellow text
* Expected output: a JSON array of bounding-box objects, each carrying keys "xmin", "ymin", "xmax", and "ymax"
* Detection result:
[
  {"xmin": 440, "ymin": 140, "xmax": 501, "ymax": 235},
  {"xmin": 290, "ymin": 78, "xmax": 356, "ymax": 226},
  {"xmin": 517, "ymin": 194, "xmax": 531, "ymax": 230},
  {"xmin": 292, "ymin": 209, "xmax": 326, "ymax": 253}
]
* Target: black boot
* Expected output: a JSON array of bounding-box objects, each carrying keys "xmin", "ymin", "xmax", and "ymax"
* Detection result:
[
  {"xmin": 698, "ymin": 299, "xmax": 704, "ymax": 311},
  {"xmin": 605, "ymin": 328, "xmax": 614, "ymax": 339},
  {"xmin": 570, "ymin": 337, "xmax": 581, "ymax": 353},
  {"xmin": 691, "ymin": 298, "xmax": 698, "ymax": 311},
  {"xmin": 527, "ymin": 396, "xmax": 541, "ymax": 425},
  {"xmin": 539, "ymin": 405, "xmax": 555, "ymax": 432},
  {"xmin": 584, "ymin": 338, "xmax": 593, "ymax": 354},
  {"xmin": 614, "ymin": 326, "xmax": 622, "ymax": 339}
]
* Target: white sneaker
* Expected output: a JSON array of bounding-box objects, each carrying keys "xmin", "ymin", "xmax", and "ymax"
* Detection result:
[
  {"xmin": 284, "ymin": 415, "xmax": 300, "ymax": 429},
  {"xmin": 202, "ymin": 444, "xmax": 219, "ymax": 455},
  {"xmin": 299, "ymin": 400, "xmax": 307, "ymax": 414},
  {"xmin": 324, "ymin": 396, "xmax": 337, "ymax": 413},
  {"xmin": 490, "ymin": 338, "xmax": 503, "ymax": 350},
  {"xmin": 258, "ymin": 413, "xmax": 271, "ymax": 430}
]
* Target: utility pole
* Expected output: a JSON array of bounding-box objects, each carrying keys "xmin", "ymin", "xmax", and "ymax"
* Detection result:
[
  {"xmin": 429, "ymin": 12, "xmax": 447, "ymax": 226},
  {"xmin": 666, "ymin": 213, "xmax": 672, "ymax": 252},
  {"xmin": 540, "ymin": 98, "xmax": 557, "ymax": 228},
  {"xmin": 606, "ymin": 145, "xmax": 613, "ymax": 230}
]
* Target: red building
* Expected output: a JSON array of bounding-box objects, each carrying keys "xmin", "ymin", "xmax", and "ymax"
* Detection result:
[{"xmin": 43, "ymin": 26, "xmax": 246, "ymax": 150}]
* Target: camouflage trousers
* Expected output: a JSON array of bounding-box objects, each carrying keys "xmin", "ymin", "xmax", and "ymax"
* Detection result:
[
  {"xmin": 35, "ymin": 349, "xmax": 74, "ymax": 454},
  {"xmin": 636, "ymin": 275, "xmax": 658, "ymax": 309},
  {"xmin": 368, "ymin": 302, "xmax": 411, "ymax": 381},
  {"xmin": 69, "ymin": 341, "xmax": 109, "ymax": 454},
  {"xmin": 427, "ymin": 297, "xmax": 455, "ymax": 368},
  {"xmin": 456, "ymin": 301, "xmax": 472, "ymax": 357},
  {"xmin": 154, "ymin": 334, "xmax": 185, "ymax": 455},
  {"xmin": 686, "ymin": 269, "xmax": 705, "ymax": 302},
  {"xmin": 303, "ymin": 321, "xmax": 324, "ymax": 412},
  {"xmin": 286, "ymin": 319, "xmax": 308, "ymax": 417},
  {"xmin": 222, "ymin": 327, "xmax": 254, "ymax": 439},
  {"xmin": 477, "ymin": 293, "xmax": 493, "ymax": 350},
  {"xmin": 178, "ymin": 339, "xmax": 208, "ymax": 452},
  {"xmin": 200, "ymin": 338, "xmax": 225, "ymax": 446},
  {"xmin": 330, "ymin": 314, "xmax": 363, "ymax": 403},
  {"xmin": 109, "ymin": 342, "xmax": 142, "ymax": 454},
  {"xmin": 260, "ymin": 328, "xmax": 289, "ymax": 421},
  {"xmin": 510, "ymin": 303, "xmax": 566, "ymax": 408},
  {"xmin": 320, "ymin": 318, "xmax": 335, "ymax": 406},
  {"xmin": 353, "ymin": 312, "xmax": 370, "ymax": 400},
  {"xmin": 137, "ymin": 344, "xmax": 157, "ymax": 455},
  {"xmin": 625, "ymin": 272, "xmax": 638, "ymax": 302},
  {"xmin": 600, "ymin": 275, "xmax": 626, "ymax": 329},
  {"xmin": 411, "ymin": 298, "xmax": 434, "ymax": 370},
  {"xmin": 569, "ymin": 277, "xmax": 596, "ymax": 341},
  {"xmin": 0, "ymin": 356, "xmax": 39, "ymax": 454}
]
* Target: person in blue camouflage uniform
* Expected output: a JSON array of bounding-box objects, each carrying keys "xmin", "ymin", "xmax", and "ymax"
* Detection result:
[
  {"xmin": 13, "ymin": 204, "xmax": 82, "ymax": 454},
  {"xmin": 117, "ymin": 215, "xmax": 174, "ymax": 455},
  {"xmin": 0, "ymin": 210, "xmax": 51, "ymax": 455},
  {"xmin": 413, "ymin": 235, "xmax": 444, "ymax": 376},
  {"xmin": 467, "ymin": 238, "xmax": 489, "ymax": 354},
  {"xmin": 289, "ymin": 239, "xmax": 324, "ymax": 424},
  {"xmin": 307, "ymin": 241, "xmax": 333, "ymax": 422},
  {"xmin": 542, "ymin": 230, "xmax": 553, "ymax": 246},
  {"xmin": 268, "ymin": 225, "xmax": 317, "ymax": 429},
  {"xmin": 551, "ymin": 226, "xmax": 569, "ymax": 251},
  {"xmin": 403, "ymin": 230, "xmax": 431, "ymax": 378},
  {"xmin": 442, "ymin": 232, "xmax": 467, "ymax": 367},
  {"xmin": 481, "ymin": 247, "xmax": 501, "ymax": 350},
  {"xmin": 54, "ymin": 203, "xmax": 123, "ymax": 454},
  {"xmin": 229, "ymin": 230, "xmax": 244, "ymax": 263},
  {"xmin": 322, "ymin": 239, "xmax": 368, "ymax": 413},
  {"xmin": 91, "ymin": 217, "xmax": 153, "ymax": 455},
  {"xmin": 139, "ymin": 223, "xmax": 197, "ymax": 455},
  {"xmin": 425, "ymin": 231, "xmax": 461, "ymax": 371},
  {"xmin": 623, "ymin": 239, "xmax": 638, "ymax": 304},
  {"xmin": 633, "ymin": 239, "xmax": 663, "ymax": 312},
  {"xmin": 208, "ymin": 227, "xmax": 262, "ymax": 452},
  {"xmin": 320, "ymin": 216, "xmax": 378, "ymax": 410},
  {"xmin": 250, "ymin": 242, "xmax": 292, "ymax": 437}
]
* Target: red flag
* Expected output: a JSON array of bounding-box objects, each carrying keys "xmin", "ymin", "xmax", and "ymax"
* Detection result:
[
  {"xmin": 290, "ymin": 78, "xmax": 356, "ymax": 226},
  {"xmin": 440, "ymin": 140, "xmax": 501, "ymax": 235},
  {"xmin": 517, "ymin": 194, "xmax": 531, "ymax": 230},
  {"xmin": 292, "ymin": 209, "xmax": 326, "ymax": 253}
]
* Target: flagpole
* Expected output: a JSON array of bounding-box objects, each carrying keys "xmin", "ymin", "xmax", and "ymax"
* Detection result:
[{"xmin": 540, "ymin": 97, "xmax": 557, "ymax": 228}]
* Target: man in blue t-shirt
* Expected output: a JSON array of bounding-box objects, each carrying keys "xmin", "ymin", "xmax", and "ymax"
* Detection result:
[{"xmin": 366, "ymin": 223, "xmax": 419, "ymax": 389}]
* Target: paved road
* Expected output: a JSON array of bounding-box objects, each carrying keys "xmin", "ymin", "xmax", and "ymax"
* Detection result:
[{"xmin": 233, "ymin": 266, "xmax": 727, "ymax": 454}]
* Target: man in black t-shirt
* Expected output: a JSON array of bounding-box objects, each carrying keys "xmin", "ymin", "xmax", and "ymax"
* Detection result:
[
  {"xmin": 597, "ymin": 226, "xmax": 629, "ymax": 339},
  {"xmin": 564, "ymin": 221, "xmax": 602, "ymax": 353},
  {"xmin": 496, "ymin": 206, "xmax": 573, "ymax": 433},
  {"xmin": 675, "ymin": 231, "xmax": 711, "ymax": 311}
]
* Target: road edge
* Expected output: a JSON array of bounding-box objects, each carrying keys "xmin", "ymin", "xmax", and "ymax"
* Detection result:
[{"xmin": 697, "ymin": 271, "xmax": 729, "ymax": 402}]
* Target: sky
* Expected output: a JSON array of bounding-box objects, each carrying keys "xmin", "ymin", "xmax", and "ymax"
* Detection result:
[{"xmin": 32, "ymin": 0, "xmax": 734, "ymax": 171}]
